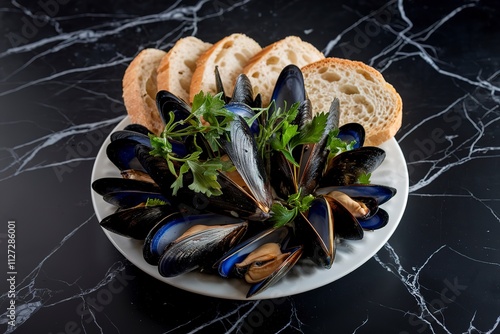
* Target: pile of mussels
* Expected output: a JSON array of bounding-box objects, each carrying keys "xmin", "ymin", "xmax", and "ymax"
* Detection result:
[{"xmin": 92, "ymin": 65, "xmax": 397, "ymax": 298}]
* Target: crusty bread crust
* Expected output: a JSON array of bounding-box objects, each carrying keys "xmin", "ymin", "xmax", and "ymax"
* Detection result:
[
  {"xmin": 243, "ymin": 36, "xmax": 325, "ymax": 106},
  {"xmin": 301, "ymin": 57, "xmax": 402, "ymax": 146},
  {"xmin": 122, "ymin": 48, "xmax": 166, "ymax": 135},
  {"xmin": 157, "ymin": 36, "xmax": 212, "ymax": 104},
  {"xmin": 189, "ymin": 33, "xmax": 262, "ymax": 103}
]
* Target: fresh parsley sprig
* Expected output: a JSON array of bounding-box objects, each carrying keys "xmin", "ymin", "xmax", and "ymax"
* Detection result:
[
  {"xmin": 270, "ymin": 190, "xmax": 315, "ymax": 228},
  {"xmin": 148, "ymin": 92, "xmax": 235, "ymax": 197}
]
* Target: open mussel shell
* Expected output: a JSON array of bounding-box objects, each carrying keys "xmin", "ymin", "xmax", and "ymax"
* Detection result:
[
  {"xmin": 217, "ymin": 226, "xmax": 303, "ymax": 298},
  {"xmin": 143, "ymin": 213, "xmax": 245, "ymax": 266},
  {"xmin": 245, "ymin": 245, "xmax": 303, "ymax": 298},
  {"xmin": 224, "ymin": 102, "xmax": 259, "ymax": 134},
  {"xmin": 298, "ymin": 196, "xmax": 335, "ymax": 269},
  {"xmin": 91, "ymin": 177, "xmax": 160, "ymax": 197},
  {"xmin": 222, "ymin": 115, "xmax": 273, "ymax": 213},
  {"xmin": 218, "ymin": 226, "xmax": 291, "ymax": 278},
  {"xmin": 106, "ymin": 138, "xmax": 147, "ymax": 172},
  {"xmin": 110, "ymin": 130, "xmax": 151, "ymax": 146},
  {"xmin": 338, "ymin": 122, "xmax": 365, "ymax": 148},
  {"xmin": 136, "ymin": 144, "xmax": 270, "ymax": 221},
  {"xmin": 103, "ymin": 190, "xmax": 168, "ymax": 210},
  {"xmin": 323, "ymin": 196, "xmax": 364, "ymax": 240},
  {"xmin": 156, "ymin": 90, "xmax": 192, "ymax": 126},
  {"xmin": 316, "ymin": 184, "xmax": 397, "ymax": 206},
  {"xmin": 298, "ymin": 99, "xmax": 340, "ymax": 196},
  {"xmin": 99, "ymin": 204, "xmax": 177, "ymax": 239},
  {"xmin": 320, "ymin": 146, "xmax": 386, "ymax": 187},
  {"xmin": 231, "ymin": 74, "xmax": 260, "ymax": 108},
  {"xmin": 270, "ymin": 64, "xmax": 306, "ymax": 113},
  {"xmin": 357, "ymin": 208, "xmax": 389, "ymax": 230},
  {"xmin": 123, "ymin": 123, "xmax": 152, "ymax": 135},
  {"xmin": 269, "ymin": 150, "xmax": 297, "ymax": 199},
  {"xmin": 157, "ymin": 221, "xmax": 248, "ymax": 277}
]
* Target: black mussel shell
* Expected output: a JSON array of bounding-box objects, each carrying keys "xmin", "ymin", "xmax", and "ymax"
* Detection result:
[
  {"xmin": 231, "ymin": 74, "xmax": 257, "ymax": 107},
  {"xmin": 103, "ymin": 190, "xmax": 168, "ymax": 210},
  {"xmin": 92, "ymin": 177, "xmax": 160, "ymax": 197},
  {"xmin": 270, "ymin": 64, "xmax": 306, "ymax": 113},
  {"xmin": 295, "ymin": 196, "xmax": 335, "ymax": 269},
  {"xmin": 316, "ymin": 184, "xmax": 397, "ymax": 206},
  {"xmin": 320, "ymin": 147, "xmax": 386, "ymax": 187},
  {"xmin": 269, "ymin": 151, "xmax": 297, "ymax": 199},
  {"xmin": 358, "ymin": 208, "xmax": 389, "ymax": 230},
  {"xmin": 99, "ymin": 204, "xmax": 177, "ymax": 239},
  {"xmin": 325, "ymin": 196, "xmax": 364, "ymax": 240},
  {"xmin": 135, "ymin": 144, "xmax": 270, "ymax": 221},
  {"xmin": 157, "ymin": 221, "xmax": 248, "ymax": 277},
  {"xmin": 214, "ymin": 66, "xmax": 229, "ymax": 103},
  {"xmin": 218, "ymin": 226, "xmax": 291, "ymax": 278},
  {"xmin": 123, "ymin": 123, "xmax": 152, "ymax": 135},
  {"xmin": 106, "ymin": 138, "xmax": 146, "ymax": 172},
  {"xmin": 110, "ymin": 130, "xmax": 151, "ymax": 146},
  {"xmin": 222, "ymin": 115, "xmax": 273, "ymax": 213},
  {"xmin": 156, "ymin": 90, "xmax": 192, "ymax": 129},
  {"xmin": 143, "ymin": 213, "xmax": 245, "ymax": 265},
  {"xmin": 338, "ymin": 123, "xmax": 365, "ymax": 149},
  {"xmin": 298, "ymin": 99, "xmax": 340, "ymax": 196},
  {"xmin": 225, "ymin": 102, "xmax": 259, "ymax": 134},
  {"xmin": 245, "ymin": 245, "xmax": 303, "ymax": 298}
]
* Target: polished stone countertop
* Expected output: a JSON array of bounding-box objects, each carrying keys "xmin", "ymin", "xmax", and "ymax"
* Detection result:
[{"xmin": 1, "ymin": 0, "xmax": 499, "ymax": 333}]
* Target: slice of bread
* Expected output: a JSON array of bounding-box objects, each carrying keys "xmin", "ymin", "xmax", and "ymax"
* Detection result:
[
  {"xmin": 157, "ymin": 36, "xmax": 212, "ymax": 104},
  {"xmin": 301, "ymin": 57, "xmax": 402, "ymax": 146},
  {"xmin": 243, "ymin": 36, "xmax": 325, "ymax": 106},
  {"xmin": 189, "ymin": 33, "xmax": 262, "ymax": 103},
  {"xmin": 122, "ymin": 48, "xmax": 166, "ymax": 135}
]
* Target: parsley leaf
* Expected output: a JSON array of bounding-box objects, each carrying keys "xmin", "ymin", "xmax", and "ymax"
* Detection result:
[
  {"xmin": 357, "ymin": 172, "xmax": 371, "ymax": 184},
  {"xmin": 270, "ymin": 190, "xmax": 315, "ymax": 227},
  {"xmin": 145, "ymin": 198, "xmax": 168, "ymax": 207},
  {"xmin": 148, "ymin": 92, "xmax": 235, "ymax": 197}
]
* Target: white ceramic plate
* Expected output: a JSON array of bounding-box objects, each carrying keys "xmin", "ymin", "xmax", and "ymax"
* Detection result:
[{"xmin": 90, "ymin": 117, "xmax": 409, "ymax": 300}]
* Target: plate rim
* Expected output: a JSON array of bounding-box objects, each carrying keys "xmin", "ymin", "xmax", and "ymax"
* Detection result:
[{"xmin": 90, "ymin": 116, "xmax": 409, "ymax": 300}]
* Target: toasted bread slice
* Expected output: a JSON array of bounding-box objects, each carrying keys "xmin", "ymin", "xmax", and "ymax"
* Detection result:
[
  {"xmin": 122, "ymin": 48, "xmax": 166, "ymax": 135},
  {"xmin": 157, "ymin": 36, "xmax": 212, "ymax": 104},
  {"xmin": 189, "ymin": 33, "xmax": 262, "ymax": 103},
  {"xmin": 243, "ymin": 36, "xmax": 325, "ymax": 106},
  {"xmin": 301, "ymin": 57, "xmax": 402, "ymax": 146}
]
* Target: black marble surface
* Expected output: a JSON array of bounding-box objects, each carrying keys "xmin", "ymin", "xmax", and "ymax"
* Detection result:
[{"xmin": 1, "ymin": 0, "xmax": 499, "ymax": 333}]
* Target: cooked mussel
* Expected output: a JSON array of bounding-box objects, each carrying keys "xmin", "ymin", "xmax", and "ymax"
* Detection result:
[
  {"xmin": 158, "ymin": 221, "xmax": 248, "ymax": 277},
  {"xmin": 320, "ymin": 146, "xmax": 386, "ymax": 187},
  {"xmin": 143, "ymin": 212, "xmax": 245, "ymax": 265},
  {"xmin": 99, "ymin": 204, "xmax": 177, "ymax": 239}
]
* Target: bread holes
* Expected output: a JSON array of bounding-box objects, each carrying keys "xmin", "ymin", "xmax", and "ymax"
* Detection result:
[
  {"xmin": 302, "ymin": 55, "xmax": 312, "ymax": 64},
  {"xmin": 145, "ymin": 75, "xmax": 157, "ymax": 102},
  {"xmin": 251, "ymin": 71, "xmax": 260, "ymax": 78},
  {"xmin": 266, "ymin": 56, "xmax": 280, "ymax": 65},
  {"xmin": 234, "ymin": 53, "xmax": 247, "ymax": 67},
  {"xmin": 180, "ymin": 77, "xmax": 190, "ymax": 95},
  {"xmin": 320, "ymin": 71, "xmax": 340, "ymax": 82},
  {"xmin": 339, "ymin": 84, "xmax": 360, "ymax": 95},
  {"xmin": 286, "ymin": 50, "xmax": 298, "ymax": 63},
  {"xmin": 356, "ymin": 69, "xmax": 374, "ymax": 82},
  {"xmin": 184, "ymin": 59, "xmax": 196, "ymax": 72},
  {"xmin": 222, "ymin": 41, "xmax": 234, "ymax": 49},
  {"xmin": 353, "ymin": 95, "xmax": 374, "ymax": 114},
  {"xmin": 317, "ymin": 66, "xmax": 328, "ymax": 74}
]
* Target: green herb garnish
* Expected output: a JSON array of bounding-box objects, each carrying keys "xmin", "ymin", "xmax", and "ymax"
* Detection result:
[
  {"xmin": 270, "ymin": 190, "xmax": 315, "ymax": 228},
  {"xmin": 145, "ymin": 198, "xmax": 168, "ymax": 207},
  {"xmin": 357, "ymin": 172, "xmax": 371, "ymax": 184},
  {"xmin": 148, "ymin": 92, "xmax": 235, "ymax": 196}
]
